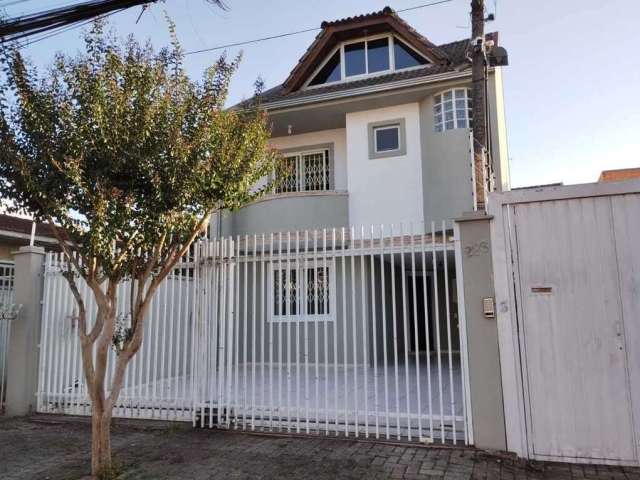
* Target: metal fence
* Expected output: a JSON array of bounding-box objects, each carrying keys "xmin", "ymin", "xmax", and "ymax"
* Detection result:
[
  {"xmin": 37, "ymin": 253, "xmax": 195, "ymax": 420},
  {"xmin": 0, "ymin": 261, "xmax": 16, "ymax": 412},
  {"xmin": 37, "ymin": 222, "xmax": 472, "ymax": 444}
]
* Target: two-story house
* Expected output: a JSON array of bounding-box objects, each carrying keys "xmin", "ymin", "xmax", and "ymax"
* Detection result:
[
  {"xmin": 35, "ymin": 8, "xmax": 511, "ymax": 444},
  {"xmin": 191, "ymin": 7, "xmax": 511, "ymax": 441},
  {"xmin": 217, "ymin": 6, "xmax": 509, "ymax": 237}
]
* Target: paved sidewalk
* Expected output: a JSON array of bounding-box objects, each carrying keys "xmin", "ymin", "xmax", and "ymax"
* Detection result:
[{"xmin": 0, "ymin": 416, "xmax": 639, "ymax": 479}]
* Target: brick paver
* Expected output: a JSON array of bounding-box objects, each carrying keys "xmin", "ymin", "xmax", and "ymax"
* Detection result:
[{"xmin": 1, "ymin": 416, "xmax": 639, "ymax": 479}]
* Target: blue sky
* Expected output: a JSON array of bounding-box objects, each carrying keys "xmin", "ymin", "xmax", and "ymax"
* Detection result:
[{"xmin": 6, "ymin": 0, "xmax": 640, "ymax": 187}]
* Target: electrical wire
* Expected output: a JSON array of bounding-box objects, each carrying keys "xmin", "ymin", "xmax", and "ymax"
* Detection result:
[
  {"xmin": 6, "ymin": 0, "xmax": 453, "ymax": 54},
  {"xmin": 183, "ymin": 0, "xmax": 453, "ymax": 56}
]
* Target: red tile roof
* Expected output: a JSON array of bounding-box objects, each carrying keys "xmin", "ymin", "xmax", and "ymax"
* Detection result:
[{"xmin": 598, "ymin": 168, "xmax": 640, "ymax": 182}]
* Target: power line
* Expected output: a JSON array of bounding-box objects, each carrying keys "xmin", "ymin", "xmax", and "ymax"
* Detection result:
[
  {"xmin": 13, "ymin": 8, "xmax": 124, "ymax": 49},
  {"xmin": 183, "ymin": 0, "xmax": 453, "ymax": 56}
]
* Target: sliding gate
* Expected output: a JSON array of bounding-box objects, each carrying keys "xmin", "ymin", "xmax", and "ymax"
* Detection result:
[
  {"xmin": 193, "ymin": 223, "xmax": 472, "ymax": 444},
  {"xmin": 37, "ymin": 222, "xmax": 472, "ymax": 444}
]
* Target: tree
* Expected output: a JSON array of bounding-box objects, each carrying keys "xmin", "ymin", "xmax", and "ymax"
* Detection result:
[{"xmin": 0, "ymin": 20, "xmax": 277, "ymax": 478}]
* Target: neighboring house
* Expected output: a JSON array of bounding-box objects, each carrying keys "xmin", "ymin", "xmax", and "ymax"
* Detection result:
[
  {"xmin": 217, "ymin": 6, "xmax": 510, "ymax": 237},
  {"xmin": 0, "ymin": 214, "xmax": 58, "ymax": 262},
  {"xmin": 598, "ymin": 167, "xmax": 640, "ymax": 182}
]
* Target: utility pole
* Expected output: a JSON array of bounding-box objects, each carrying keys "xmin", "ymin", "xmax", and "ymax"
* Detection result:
[{"xmin": 470, "ymin": 0, "xmax": 488, "ymax": 210}]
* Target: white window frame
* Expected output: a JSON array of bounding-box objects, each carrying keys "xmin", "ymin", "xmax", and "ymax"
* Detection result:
[
  {"xmin": 275, "ymin": 148, "xmax": 331, "ymax": 194},
  {"xmin": 434, "ymin": 88, "xmax": 473, "ymax": 132},
  {"xmin": 268, "ymin": 259, "xmax": 336, "ymax": 322},
  {"xmin": 373, "ymin": 124, "xmax": 401, "ymax": 154},
  {"xmin": 304, "ymin": 34, "xmax": 429, "ymax": 89}
]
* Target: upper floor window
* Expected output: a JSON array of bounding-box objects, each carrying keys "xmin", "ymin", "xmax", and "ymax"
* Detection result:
[
  {"xmin": 434, "ymin": 88, "xmax": 473, "ymax": 132},
  {"xmin": 307, "ymin": 35, "xmax": 429, "ymax": 87},
  {"xmin": 275, "ymin": 149, "xmax": 331, "ymax": 193}
]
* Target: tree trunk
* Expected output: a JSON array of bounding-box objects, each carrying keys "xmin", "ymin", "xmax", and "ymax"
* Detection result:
[{"xmin": 91, "ymin": 405, "xmax": 112, "ymax": 477}]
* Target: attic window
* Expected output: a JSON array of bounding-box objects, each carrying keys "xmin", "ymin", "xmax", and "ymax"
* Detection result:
[
  {"xmin": 305, "ymin": 34, "xmax": 429, "ymax": 88},
  {"xmin": 394, "ymin": 39, "xmax": 428, "ymax": 69},
  {"xmin": 309, "ymin": 51, "xmax": 341, "ymax": 86}
]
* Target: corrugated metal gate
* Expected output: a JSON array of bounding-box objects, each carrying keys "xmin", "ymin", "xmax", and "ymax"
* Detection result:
[
  {"xmin": 490, "ymin": 181, "xmax": 640, "ymax": 465},
  {"xmin": 37, "ymin": 222, "xmax": 472, "ymax": 445}
]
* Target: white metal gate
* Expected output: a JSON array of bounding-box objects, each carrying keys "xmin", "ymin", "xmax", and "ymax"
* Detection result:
[
  {"xmin": 0, "ymin": 261, "xmax": 16, "ymax": 411},
  {"xmin": 490, "ymin": 180, "xmax": 640, "ymax": 465},
  {"xmin": 37, "ymin": 222, "xmax": 472, "ymax": 444}
]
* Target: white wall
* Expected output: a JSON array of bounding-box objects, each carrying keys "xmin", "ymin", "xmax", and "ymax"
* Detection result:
[
  {"xmin": 346, "ymin": 103, "xmax": 424, "ymax": 230},
  {"xmin": 270, "ymin": 128, "xmax": 347, "ymax": 191}
]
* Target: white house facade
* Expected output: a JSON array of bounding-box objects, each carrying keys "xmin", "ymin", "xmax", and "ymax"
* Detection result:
[{"xmin": 217, "ymin": 7, "xmax": 510, "ymax": 237}]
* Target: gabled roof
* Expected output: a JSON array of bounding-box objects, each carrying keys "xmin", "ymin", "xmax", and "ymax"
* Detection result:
[
  {"xmin": 282, "ymin": 6, "xmax": 449, "ymax": 94},
  {"xmin": 251, "ymin": 34, "xmax": 494, "ymax": 109},
  {"xmin": 238, "ymin": 6, "xmax": 501, "ymax": 111}
]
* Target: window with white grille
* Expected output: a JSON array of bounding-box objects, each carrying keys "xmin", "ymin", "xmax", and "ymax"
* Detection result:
[
  {"xmin": 275, "ymin": 149, "xmax": 331, "ymax": 194},
  {"xmin": 269, "ymin": 261, "xmax": 335, "ymax": 321},
  {"xmin": 434, "ymin": 88, "xmax": 473, "ymax": 132},
  {"xmin": 0, "ymin": 262, "xmax": 15, "ymax": 305}
]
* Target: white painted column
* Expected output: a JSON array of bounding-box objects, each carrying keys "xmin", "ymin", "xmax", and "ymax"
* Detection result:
[{"xmin": 5, "ymin": 246, "xmax": 45, "ymax": 416}]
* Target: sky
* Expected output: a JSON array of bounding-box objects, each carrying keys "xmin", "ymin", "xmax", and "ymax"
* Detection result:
[{"xmin": 5, "ymin": 0, "xmax": 640, "ymax": 188}]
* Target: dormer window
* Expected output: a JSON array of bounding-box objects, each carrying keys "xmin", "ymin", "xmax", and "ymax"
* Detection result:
[
  {"xmin": 308, "ymin": 51, "xmax": 341, "ymax": 86},
  {"xmin": 307, "ymin": 35, "xmax": 429, "ymax": 88}
]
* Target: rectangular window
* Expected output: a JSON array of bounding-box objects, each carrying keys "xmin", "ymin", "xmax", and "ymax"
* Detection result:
[
  {"xmin": 275, "ymin": 149, "xmax": 331, "ymax": 194},
  {"xmin": 374, "ymin": 125, "xmax": 400, "ymax": 153},
  {"xmin": 367, "ymin": 37, "xmax": 390, "ymax": 73},
  {"xmin": 344, "ymin": 41, "xmax": 366, "ymax": 77},
  {"xmin": 368, "ymin": 118, "xmax": 406, "ymax": 159},
  {"xmin": 270, "ymin": 261, "xmax": 335, "ymax": 321}
]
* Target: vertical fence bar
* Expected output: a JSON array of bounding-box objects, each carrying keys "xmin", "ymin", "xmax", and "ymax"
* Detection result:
[
  {"xmin": 286, "ymin": 232, "xmax": 292, "ymax": 431},
  {"xmin": 323, "ymin": 228, "xmax": 330, "ymax": 435},
  {"xmin": 349, "ymin": 225, "xmax": 358, "ymax": 437},
  {"xmin": 304, "ymin": 229, "xmax": 310, "ymax": 434},
  {"xmin": 277, "ymin": 232, "xmax": 284, "ymax": 431},
  {"xmin": 313, "ymin": 229, "xmax": 320, "ymax": 433},
  {"xmin": 340, "ymin": 227, "xmax": 348, "ymax": 436},
  {"xmin": 242, "ymin": 235, "xmax": 249, "ymax": 429},
  {"xmin": 431, "ymin": 221, "xmax": 445, "ymax": 441},
  {"xmin": 233, "ymin": 236, "xmax": 241, "ymax": 428},
  {"xmin": 169, "ymin": 254, "xmax": 178, "ymax": 418},
  {"xmin": 410, "ymin": 222, "xmax": 423, "ymax": 441},
  {"xmin": 400, "ymin": 223, "xmax": 412, "ymax": 440},
  {"xmin": 295, "ymin": 230, "xmax": 302, "ymax": 433},
  {"xmin": 422, "ymin": 228, "xmax": 434, "ymax": 440},
  {"xmin": 380, "ymin": 225, "xmax": 390, "ymax": 439},
  {"xmin": 208, "ymin": 239, "xmax": 218, "ymax": 428},
  {"xmin": 369, "ymin": 225, "xmax": 380, "ymax": 439},
  {"xmin": 331, "ymin": 228, "xmax": 339, "ymax": 436},
  {"xmin": 255, "ymin": 233, "xmax": 262, "ymax": 431},
  {"xmin": 389, "ymin": 225, "xmax": 401, "ymax": 439},
  {"xmin": 442, "ymin": 221, "xmax": 456, "ymax": 443},
  {"xmin": 360, "ymin": 225, "xmax": 369, "ymax": 438},
  {"xmin": 268, "ymin": 232, "xmax": 274, "ymax": 431}
]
